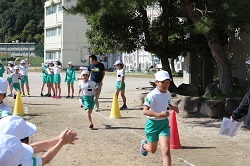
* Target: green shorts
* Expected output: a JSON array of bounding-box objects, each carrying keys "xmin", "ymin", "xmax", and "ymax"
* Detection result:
[
  {"xmin": 42, "ymin": 74, "xmax": 47, "ymax": 83},
  {"xmin": 144, "ymin": 118, "xmax": 170, "ymax": 143},
  {"xmin": 47, "ymin": 75, "xmax": 54, "ymax": 83},
  {"xmin": 7, "ymin": 77, "xmax": 12, "ymax": 84},
  {"xmin": 66, "ymin": 79, "xmax": 74, "ymax": 84},
  {"xmin": 12, "ymin": 83, "xmax": 21, "ymax": 91},
  {"xmin": 115, "ymin": 81, "xmax": 125, "ymax": 90},
  {"xmin": 54, "ymin": 74, "xmax": 61, "ymax": 84},
  {"xmin": 81, "ymin": 95, "xmax": 95, "ymax": 110},
  {"xmin": 20, "ymin": 75, "xmax": 29, "ymax": 84}
]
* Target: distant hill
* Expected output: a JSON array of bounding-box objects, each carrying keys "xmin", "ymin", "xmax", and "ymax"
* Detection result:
[{"xmin": 0, "ymin": 0, "xmax": 44, "ymax": 56}]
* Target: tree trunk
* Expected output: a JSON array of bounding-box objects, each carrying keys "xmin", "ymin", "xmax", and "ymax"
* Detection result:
[
  {"xmin": 161, "ymin": 52, "xmax": 178, "ymax": 92},
  {"xmin": 170, "ymin": 58, "xmax": 175, "ymax": 72},
  {"xmin": 182, "ymin": 0, "xmax": 233, "ymax": 93}
]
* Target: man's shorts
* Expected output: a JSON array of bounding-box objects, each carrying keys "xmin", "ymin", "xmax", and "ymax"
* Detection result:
[
  {"xmin": 7, "ymin": 77, "xmax": 12, "ymax": 84},
  {"xmin": 20, "ymin": 75, "xmax": 29, "ymax": 84},
  {"xmin": 81, "ymin": 95, "xmax": 95, "ymax": 110},
  {"xmin": 54, "ymin": 74, "xmax": 61, "ymax": 84},
  {"xmin": 115, "ymin": 81, "xmax": 125, "ymax": 90},
  {"xmin": 144, "ymin": 118, "xmax": 170, "ymax": 143},
  {"xmin": 12, "ymin": 83, "xmax": 21, "ymax": 91},
  {"xmin": 66, "ymin": 79, "xmax": 74, "ymax": 84},
  {"xmin": 47, "ymin": 75, "xmax": 54, "ymax": 83},
  {"xmin": 42, "ymin": 74, "xmax": 47, "ymax": 83}
]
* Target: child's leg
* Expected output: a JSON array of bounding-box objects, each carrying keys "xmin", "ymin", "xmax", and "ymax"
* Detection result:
[
  {"xmin": 143, "ymin": 141, "xmax": 158, "ymax": 153},
  {"xmin": 71, "ymin": 83, "xmax": 74, "ymax": 96},
  {"xmin": 58, "ymin": 83, "xmax": 61, "ymax": 97},
  {"xmin": 120, "ymin": 90, "xmax": 126, "ymax": 106},
  {"xmin": 115, "ymin": 89, "xmax": 120, "ymax": 98},
  {"xmin": 25, "ymin": 83, "xmax": 30, "ymax": 95},
  {"xmin": 159, "ymin": 136, "xmax": 171, "ymax": 166},
  {"xmin": 51, "ymin": 84, "xmax": 55, "ymax": 96},
  {"xmin": 55, "ymin": 83, "xmax": 58, "ymax": 96},
  {"xmin": 9, "ymin": 83, "xmax": 13, "ymax": 95},
  {"xmin": 48, "ymin": 83, "xmax": 51, "ymax": 95},
  {"xmin": 87, "ymin": 109, "xmax": 93, "ymax": 125},
  {"xmin": 41, "ymin": 83, "xmax": 45, "ymax": 93},
  {"xmin": 21, "ymin": 83, "xmax": 25, "ymax": 95},
  {"xmin": 67, "ymin": 83, "xmax": 70, "ymax": 96}
]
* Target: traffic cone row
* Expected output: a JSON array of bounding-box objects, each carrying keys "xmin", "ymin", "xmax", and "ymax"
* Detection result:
[{"xmin": 109, "ymin": 94, "xmax": 121, "ymax": 119}]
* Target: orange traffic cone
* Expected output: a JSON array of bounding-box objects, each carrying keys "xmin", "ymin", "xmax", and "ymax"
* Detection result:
[
  {"xmin": 170, "ymin": 110, "xmax": 182, "ymax": 149},
  {"xmin": 109, "ymin": 94, "xmax": 121, "ymax": 119},
  {"xmin": 13, "ymin": 91, "xmax": 24, "ymax": 116}
]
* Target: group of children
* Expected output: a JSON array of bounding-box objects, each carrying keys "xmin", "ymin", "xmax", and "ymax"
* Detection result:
[{"xmin": 1, "ymin": 58, "xmax": 31, "ymax": 99}]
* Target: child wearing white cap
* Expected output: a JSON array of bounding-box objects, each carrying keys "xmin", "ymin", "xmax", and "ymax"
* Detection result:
[
  {"xmin": 140, "ymin": 70, "xmax": 179, "ymax": 166},
  {"xmin": 52, "ymin": 61, "xmax": 62, "ymax": 99},
  {"xmin": 114, "ymin": 60, "xmax": 127, "ymax": 110},
  {"xmin": 40, "ymin": 60, "xmax": 48, "ymax": 97},
  {"xmin": 77, "ymin": 70, "xmax": 98, "ymax": 129},
  {"xmin": 6, "ymin": 61, "xmax": 14, "ymax": 96},
  {"xmin": 65, "ymin": 61, "xmax": 76, "ymax": 98},
  {"xmin": 10, "ymin": 66, "xmax": 23, "ymax": 99},
  {"xmin": 0, "ymin": 134, "xmax": 34, "ymax": 166},
  {"xmin": 0, "ymin": 59, "xmax": 5, "ymax": 77},
  {"xmin": 46, "ymin": 60, "xmax": 55, "ymax": 97},
  {"xmin": 0, "ymin": 116, "xmax": 78, "ymax": 166},
  {"xmin": 0, "ymin": 78, "xmax": 12, "ymax": 118},
  {"xmin": 15, "ymin": 58, "xmax": 31, "ymax": 97}
]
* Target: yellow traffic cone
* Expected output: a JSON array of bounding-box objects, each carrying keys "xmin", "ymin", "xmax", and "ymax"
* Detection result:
[
  {"xmin": 13, "ymin": 91, "xmax": 24, "ymax": 116},
  {"xmin": 109, "ymin": 94, "xmax": 121, "ymax": 119}
]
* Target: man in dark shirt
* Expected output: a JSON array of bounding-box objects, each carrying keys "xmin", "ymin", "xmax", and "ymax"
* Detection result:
[
  {"xmin": 88, "ymin": 55, "xmax": 105, "ymax": 111},
  {"xmin": 231, "ymin": 89, "xmax": 250, "ymax": 129}
]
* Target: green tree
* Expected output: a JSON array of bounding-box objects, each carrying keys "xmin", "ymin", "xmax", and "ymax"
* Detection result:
[
  {"xmin": 66, "ymin": 0, "xmax": 190, "ymax": 91},
  {"xmin": 181, "ymin": 0, "xmax": 250, "ymax": 93}
]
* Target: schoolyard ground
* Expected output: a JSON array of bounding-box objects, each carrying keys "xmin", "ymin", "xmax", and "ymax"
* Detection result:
[{"xmin": 3, "ymin": 71, "xmax": 250, "ymax": 166}]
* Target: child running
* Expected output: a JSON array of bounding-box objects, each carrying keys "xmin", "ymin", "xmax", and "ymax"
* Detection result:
[
  {"xmin": 0, "ymin": 59, "xmax": 5, "ymax": 77},
  {"xmin": 77, "ymin": 70, "xmax": 98, "ymax": 129},
  {"xmin": 53, "ymin": 60, "xmax": 62, "ymax": 99},
  {"xmin": 140, "ymin": 70, "xmax": 179, "ymax": 166},
  {"xmin": 6, "ymin": 61, "xmax": 14, "ymax": 97},
  {"xmin": 10, "ymin": 66, "xmax": 23, "ymax": 99},
  {"xmin": 65, "ymin": 62, "xmax": 76, "ymax": 98},
  {"xmin": 114, "ymin": 60, "xmax": 127, "ymax": 110},
  {"xmin": 15, "ymin": 58, "xmax": 30, "ymax": 97}
]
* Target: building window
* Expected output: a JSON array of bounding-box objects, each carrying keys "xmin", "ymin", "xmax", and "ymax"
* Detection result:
[
  {"xmin": 46, "ymin": 28, "xmax": 57, "ymax": 37},
  {"xmin": 58, "ymin": 3, "xmax": 62, "ymax": 12},
  {"xmin": 46, "ymin": 6, "xmax": 56, "ymax": 15},
  {"xmin": 58, "ymin": 27, "xmax": 61, "ymax": 36},
  {"xmin": 46, "ymin": 51, "xmax": 56, "ymax": 60}
]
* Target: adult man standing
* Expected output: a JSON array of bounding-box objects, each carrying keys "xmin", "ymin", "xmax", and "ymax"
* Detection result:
[{"xmin": 88, "ymin": 55, "xmax": 105, "ymax": 111}]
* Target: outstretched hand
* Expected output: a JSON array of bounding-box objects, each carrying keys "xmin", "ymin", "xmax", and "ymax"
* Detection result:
[{"xmin": 59, "ymin": 129, "xmax": 78, "ymax": 145}]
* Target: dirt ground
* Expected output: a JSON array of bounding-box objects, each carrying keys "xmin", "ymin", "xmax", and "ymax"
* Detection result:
[{"xmin": 3, "ymin": 71, "xmax": 250, "ymax": 166}]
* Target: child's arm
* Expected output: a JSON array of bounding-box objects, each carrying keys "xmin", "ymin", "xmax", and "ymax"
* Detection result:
[
  {"xmin": 14, "ymin": 58, "xmax": 19, "ymax": 66},
  {"xmin": 143, "ymin": 105, "xmax": 170, "ymax": 118},
  {"xmin": 77, "ymin": 89, "xmax": 82, "ymax": 99},
  {"xmin": 40, "ymin": 129, "xmax": 78, "ymax": 166},
  {"xmin": 169, "ymin": 104, "xmax": 179, "ymax": 113}
]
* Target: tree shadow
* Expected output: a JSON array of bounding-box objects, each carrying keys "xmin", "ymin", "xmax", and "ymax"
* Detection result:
[
  {"xmin": 182, "ymin": 146, "xmax": 216, "ymax": 149},
  {"xmin": 184, "ymin": 119, "xmax": 222, "ymax": 128},
  {"xmin": 23, "ymin": 103, "xmax": 61, "ymax": 106},
  {"xmin": 101, "ymin": 124, "xmax": 144, "ymax": 130}
]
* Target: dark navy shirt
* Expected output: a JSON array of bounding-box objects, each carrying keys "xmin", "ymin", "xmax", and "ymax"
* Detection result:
[{"xmin": 88, "ymin": 62, "xmax": 105, "ymax": 83}]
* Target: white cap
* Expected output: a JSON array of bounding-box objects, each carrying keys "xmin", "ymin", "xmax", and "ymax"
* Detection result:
[
  {"xmin": 114, "ymin": 60, "xmax": 122, "ymax": 66},
  {"xmin": 48, "ymin": 60, "xmax": 53, "ymax": 64},
  {"xmin": 81, "ymin": 70, "xmax": 89, "ymax": 75},
  {"xmin": 14, "ymin": 66, "xmax": 19, "ymax": 70},
  {"xmin": 0, "ymin": 78, "xmax": 8, "ymax": 93},
  {"xmin": 0, "ymin": 134, "xmax": 33, "ymax": 166},
  {"xmin": 20, "ymin": 60, "xmax": 26, "ymax": 64},
  {"xmin": 8, "ymin": 61, "xmax": 14, "ymax": 65},
  {"xmin": 155, "ymin": 70, "xmax": 171, "ymax": 81},
  {"xmin": 55, "ymin": 59, "xmax": 60, "ymax": 62},
  {"xmin": 0, "ymin": 116, "xmax": 37, "ymax": 139},
  {"xmin": 68, "ymin": 61, "xmax": 73, "ymax": 65}
]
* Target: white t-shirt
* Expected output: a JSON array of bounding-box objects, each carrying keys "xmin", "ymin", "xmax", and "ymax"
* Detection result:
[
  {"xmin": 0, "ymin": 103, "xmax": 12, "ymax": 118},
  {"xmin": 79, "ymin": 80, "xmax": 98, "ymax": 96},
  {"xmin": 19, "ymin": 64, "xmax": 29, "ymax": 76},
  {"xmin": 116, "ymin": 69, "xmax": 125, "ymax": 81},
  {"xmin": 53, "ymin": 66, "xmax": 61, "ymax": 74},
  {"xmin": 46, "ymin": 67, "xmax": 53, "ymax": 75},
  {"xmin": 144, "ymin": 88, "xmax": 171, "ymax": 120},
  {"xmin": 10, "ymin": 73, "xmax": 22, "ymax": 83},
  {"xmin": 7, "ymin": 67, "xmax": 14, "ymax": 77},
  {"xmin": 22, "ymin": 157, "xmax": 42, "ymax": 166}
]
